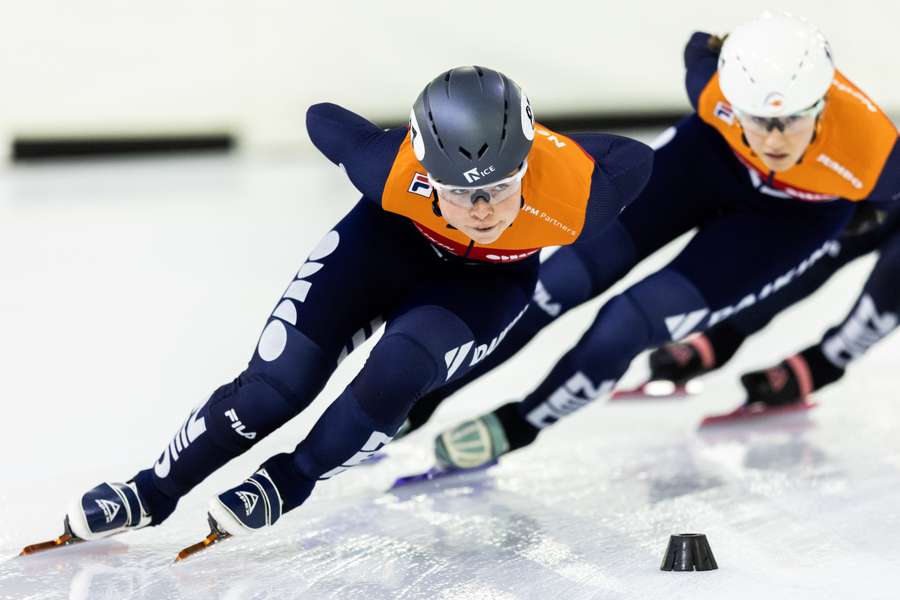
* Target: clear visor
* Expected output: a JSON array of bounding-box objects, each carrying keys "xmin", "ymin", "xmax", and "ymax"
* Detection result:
[
  {"xmin": 735, "ymin": 98, "xmax": 825, "ymax": 136},
  {"xmin": 428, "ymin": 160, "xmax": 527, "ymax": 207}
]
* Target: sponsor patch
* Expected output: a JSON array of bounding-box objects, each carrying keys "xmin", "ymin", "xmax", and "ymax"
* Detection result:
[
  {"xmin": 714, "ymin": 101, "xmax": 734, "ymax": 125},
  {"xmin": 408, "ymin": 172, "xmax": 433, "ymax": 197}
]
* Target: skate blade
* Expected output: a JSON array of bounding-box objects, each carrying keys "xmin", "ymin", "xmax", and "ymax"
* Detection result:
[
  {"xmin": 389, "ymin": 460, "xmax": 498, "ymax": 490},
  {"xmin": 175, "ymin": 529, "xmax": 232, "ymax": 562},
  {"xmin": 611, "ymin": 379, "xmax": 703, "ymax": 401},
  {"xmin": 699, "ymin": 399, "xmax": 817, "ymax": 428},
  {"xmin": 19, "ymin": 532, "xmax": 82, "ymax": 556}
]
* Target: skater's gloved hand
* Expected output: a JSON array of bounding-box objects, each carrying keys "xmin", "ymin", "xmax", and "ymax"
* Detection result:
[{"xmin": 841, "ymin": 203, "xmax": 888, "ymax": 237}]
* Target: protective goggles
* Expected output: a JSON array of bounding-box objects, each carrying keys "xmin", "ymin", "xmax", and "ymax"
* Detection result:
[
  {"xmin": 428, "ymin": 160, "xmax": 527, "ymax": 208},
  {"xmin": 735, "ymin": 98, "xmax": 825, "ymax": 135}
]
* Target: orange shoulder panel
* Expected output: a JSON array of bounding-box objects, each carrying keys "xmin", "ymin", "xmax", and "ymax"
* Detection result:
[
  {"xmin": 381, "ymin": 124, "xmax": 595, "ymax": 252},
  {"xmin": 698, "ymin": 70, "xmax": 897, "ymax": 201}
]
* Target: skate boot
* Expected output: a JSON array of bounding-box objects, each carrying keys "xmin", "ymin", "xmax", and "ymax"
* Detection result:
[
  {"xmin": 648, "ymin": 334, "xmax": 716, "ymax": 384},
  {"xmin": 207, "ymin": 468, "xmax": 283, "ymax": 536},
  {"xmin": 67, "ymin": 481, "xmax": 152, "ymax": 540},
  {"xmin": 434, "ymin": 402, "xmax": 538, "ymax": 470},
  {"xmin": 741, "ymin": 346, "xmax": 845, "ymax": 407}
]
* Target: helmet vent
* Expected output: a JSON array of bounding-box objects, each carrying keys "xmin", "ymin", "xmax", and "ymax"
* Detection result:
[
  {"xmin": 500, "ymin": 99, "xmax": 509, "ymax": 140},
  {"xmin": 427, "ymin": 111, "xmax": 445, "ymax": 149},
  {"xmin": 458, "ymin": 146, "xmax": 472, "ymax": 159},
  {"xmin": 477, "ymin": 143, "xmax": 489, "ymax": 159},
  {"xmin": 475, "ymin": 66, "xmax": 485, "ymax": 77}
]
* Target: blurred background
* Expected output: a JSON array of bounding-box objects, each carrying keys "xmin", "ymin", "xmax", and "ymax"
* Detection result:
[{"xmin": 0, "ymin": 0, "xmax": 896, "ymax": 160}]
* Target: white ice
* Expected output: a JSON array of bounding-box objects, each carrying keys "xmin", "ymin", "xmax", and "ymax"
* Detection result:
[{"xmin": 1, "ymin": 140, "xmax": 899, "ymax": 600}]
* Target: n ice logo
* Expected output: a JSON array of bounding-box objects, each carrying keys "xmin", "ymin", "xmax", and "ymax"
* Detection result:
[
  {"xmin": 236, "ymin": 491, "xmax": 259, "ymax": 517},
  {"xmin": 408, "ymin": 173, "xmax": 433, "ymax": 197},
  {"xmin": 95, "ymin": 499, "xmax": 121, "ymax": 524},
  {"xmin": 463, "ymin": 165, "xmax": 495, "ymax": 183}
]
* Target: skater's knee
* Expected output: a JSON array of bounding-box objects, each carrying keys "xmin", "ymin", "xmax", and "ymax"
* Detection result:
[
  {"xmin": 351, "ymin": 331, "xmax": 440, "ymax": 430},
  {"xmin": 203, "ymin": 373, "xmax": 301, "ymax": 452}
]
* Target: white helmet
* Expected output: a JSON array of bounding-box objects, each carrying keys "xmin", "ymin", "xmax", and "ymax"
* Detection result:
[{"xmin": 718, "ymin": 12, "xmax": 835, "ymax": 117}]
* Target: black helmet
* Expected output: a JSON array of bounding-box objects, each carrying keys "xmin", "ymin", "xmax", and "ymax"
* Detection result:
[{"xmin": 410, "ymin": 66, "xmax": 535, "ymax": 187}]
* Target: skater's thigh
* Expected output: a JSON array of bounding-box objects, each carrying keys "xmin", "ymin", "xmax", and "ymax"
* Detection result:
[
  {"xmin": 377, "ymin": 259, "xmax": 539, "ymax": 388},
  {"xmin": 254, "ymin": 199, "xmax": 432, "ymax": 364},
  {"xmin": 667, "ymin": 200, "xmax": 855, "ymax": 313}
]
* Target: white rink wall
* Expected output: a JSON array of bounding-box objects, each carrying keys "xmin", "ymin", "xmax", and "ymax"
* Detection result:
[{"xmin": 0, "ymin": 0, "xmax": 897, "ymax": 153}]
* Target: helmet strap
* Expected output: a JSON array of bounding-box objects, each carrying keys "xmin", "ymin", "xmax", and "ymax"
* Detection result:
[{"xmin": 431, "ymin": 190, "xmax": 442, "ymax": 217}]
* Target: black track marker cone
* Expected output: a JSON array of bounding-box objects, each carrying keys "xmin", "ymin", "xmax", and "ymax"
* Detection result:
[{"xmin": 660, "ymin": 533, "xmax": 718, "ymax": 571}]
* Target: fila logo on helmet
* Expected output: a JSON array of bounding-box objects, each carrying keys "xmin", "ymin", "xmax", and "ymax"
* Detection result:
[{"xmin": 463, "ymin": 165, "xmax": 496, "ymax": 183}]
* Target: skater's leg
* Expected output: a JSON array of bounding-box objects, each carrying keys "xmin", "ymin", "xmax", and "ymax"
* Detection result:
[
  {"xmin": 512, "ymin": 198, "xmax": 853, "ymax": 437},
  {"xmin": 649, "ymin": 217, "xmax": 885, "ymax": 382},
  {"xmin": 406, "ymin": 225, "xmax": 639, "ymax": 431},
  {"xmin": 208, "ymin": 257, "xmax": 540, "ymax": 529},
  {"xmin": 741, "ymin": 224, "xmax": 900, "ymax": 404},
  {"xmin": 119, "ymin": 201, "xmax": 428, "ymax": 526}
]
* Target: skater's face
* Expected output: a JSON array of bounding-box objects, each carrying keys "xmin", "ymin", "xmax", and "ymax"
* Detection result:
[
  {"xmin": 738, "ymin": 101, "xmax": 823, "ymax": 172},
  {"xmin": 437, "ymin": 182, "xmax": 523, "ymax": 244}
]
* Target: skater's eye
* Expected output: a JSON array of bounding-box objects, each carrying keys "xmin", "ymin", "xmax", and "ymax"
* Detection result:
[{"xmin": 491, "ymin": 183, "xmax": 510, "ymax": 193}]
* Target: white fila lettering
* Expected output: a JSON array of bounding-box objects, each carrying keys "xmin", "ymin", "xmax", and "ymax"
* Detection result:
[
  {"xmin": 816, "ymin": 154, "xmax": 864, "ymax": 190},
  {"xmin": 236, "ymin": 490, "xmax": 259, "ymax": 517},
  {"xmin": 224, "ymin": 408, "xmax": 257, "ymax": 440},
  {"xmin": 536, "ymin": 129, "xmax": 566, "ymax": 148},
  {"xmin": 320, "ymin": 430, "xmax": 393, "ymax": 479},
  {"xmin": 154, "ymin": 406, "xmax": 207, "ymax": 479},
  {"xmin": 95, "ymin": 499, "xmax": 121, "ymax": 524},
  {"xmin": 533, "ymin": 280, "xmax": 561, "ymax": 317},
  {"xmin": 525, "ymin": 371, "xmax": 615, "ymax": 429},
  {"xmin": 822, "ymin": 295, "xmax": 897, "ymax": 368}
]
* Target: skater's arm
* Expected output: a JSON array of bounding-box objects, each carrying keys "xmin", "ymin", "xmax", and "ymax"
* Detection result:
[
  {"xmin": 306, "ymin": 102, "xmax": 407, "ymax": 204},
  {"xmin": 866, "ymin": 138, "xmax": 900, "ymax": 204},
  {"xmin": 570, "ymin": 133, "xmax": 654, "ymax": 240},
  {"xmin": 684, "ymin": 31, "xmax": 721, "ymax": 111}
]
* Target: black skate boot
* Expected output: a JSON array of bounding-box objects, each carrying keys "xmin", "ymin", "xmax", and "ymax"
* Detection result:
[
  {"xmin": 741, "ymin": 345, "xmax": 845, "ymax": 407},
  {"xmin": 648, "ymin": 335, "xmax": 715, "ymax": 384}
]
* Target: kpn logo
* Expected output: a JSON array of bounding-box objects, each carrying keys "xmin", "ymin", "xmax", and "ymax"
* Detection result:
[{"xmin": 462, "ymin": 165, "xmax": 495, "ymax": 184}]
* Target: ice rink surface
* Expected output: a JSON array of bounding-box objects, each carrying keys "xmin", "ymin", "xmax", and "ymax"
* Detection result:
[{"xmin": 2, "ymin": 139, "xmax": 900, "ymax": 599}]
